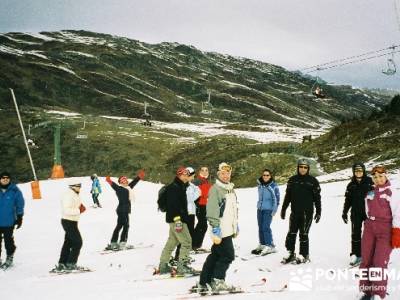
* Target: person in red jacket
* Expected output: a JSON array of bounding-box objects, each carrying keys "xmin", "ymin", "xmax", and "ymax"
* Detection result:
[{"xmin": 192, "ymin": 166, "xmax": 212, "ymax": 251}]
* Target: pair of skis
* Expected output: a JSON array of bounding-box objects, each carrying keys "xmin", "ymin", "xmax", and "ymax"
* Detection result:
[{"xmin": 100, "ymin": 243, "xmax": 154, "ymax": 255}]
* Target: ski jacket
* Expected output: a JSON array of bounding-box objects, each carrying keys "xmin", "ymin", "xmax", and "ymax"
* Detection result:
[
  {"xmin": 343, "ymin": 176, "xmax": 373, "ymax": 220},
  {"xmin": 365, "ymin": 180, "xmax": 400, "ymax": 228},
  {"xmin": 0, "ymin": 183, "xmax": 24, "ymax": 227},
  {"xmin": 61, "ymin": 188, "xmax": 82, "ymax": 222},
  {"xmin": 257, "ymin": 178, "xmax": 280, "ymax": 213},
  {"xmin": 109, "ymin": 177, "xmax": 140, "ymax": 214},
  {"xmin": 282, "ymin": 174, "xmax": 321, "ymax": 216},
  {"xmin": 165, "ymin": 177, "xmax": 189, "ymax": 224},
  {"xmin": 207, "ymin": 179, "xmax": 238, "ymax": 238},
  {"xmin": 193, "ymin": 176, "xmax": 212, "ymax": 206},
  {"xmin": 91, "ymin": 178, "xmax": 102, "ymax": 195},
  {"xmin": 186, "ymin": 182, "xmax": 201, "ymax": 215}
]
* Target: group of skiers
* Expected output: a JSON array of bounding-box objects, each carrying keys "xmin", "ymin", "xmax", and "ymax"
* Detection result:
[{"xmin": 0, "ymin": 158, "xmax": 399, "ymax": 299}]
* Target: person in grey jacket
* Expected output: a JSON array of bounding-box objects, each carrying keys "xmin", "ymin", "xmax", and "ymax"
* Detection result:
[
  {"xmin": 251, "ymin": 169, "xmax": 280, "ymax": 255},
  {"xmin": 194, "ymin": 162, "xmax": 239, "ymax": 294}
]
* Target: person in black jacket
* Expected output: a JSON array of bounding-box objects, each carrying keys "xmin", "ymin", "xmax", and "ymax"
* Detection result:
[
  {"xmin": 105, "ymin": 170, "xmax": 145, "ymax": 250},
  {"xmin": 280, "ymin": 158, "xmax": 321, "ymax": 264},
  {"xmin": 158, "ymin": 167, "xmax": 197, "ymax": 276},
  {"xmin": 342, "ymin": 162, "xmax": 373, "ymax": 266}
]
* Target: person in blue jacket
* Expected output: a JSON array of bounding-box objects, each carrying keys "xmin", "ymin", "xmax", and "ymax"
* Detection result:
[
  {"xmin": 251, "ymin": 169, "xmax": 280, "ymax": 255},
  {"xmin": 90, "ymin": 174, "xmax": 102, "ymax": 208},
  {"xmin": 0, "ymin": 171, "xmax": 25, "ymax": 268}
]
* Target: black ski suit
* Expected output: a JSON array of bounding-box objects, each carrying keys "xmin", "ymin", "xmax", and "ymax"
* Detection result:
[
  {"xmin": 281, "ymin": 173, "xmax": 321, "ymax": 257},
  {"xmin": 343, "ymin": 175, "xmax": 373, "ymax": 257},
  {"xmin": 109, "ymin": 177, "xmax": 140, "ymax": 243}
]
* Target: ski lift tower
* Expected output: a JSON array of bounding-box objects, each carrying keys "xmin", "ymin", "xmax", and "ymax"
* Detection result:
[
  {"xmin": 51, "ymin": 123, "xmax": 65, "ymax": 179},
  {"xmin": 141, "ymin": 102, "xmax": 152, "ymax": 126},
  {"xmin": 201, "ymin": 90, "xmax": 213, "ymax": 114},
  {"xmin": 76, "ymin": 120, "xmax": 88, "ymax": 139}
]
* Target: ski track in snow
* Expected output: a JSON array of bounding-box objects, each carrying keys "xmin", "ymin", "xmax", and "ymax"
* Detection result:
[{"xmin": 2, "ymin": 170, "xmax": 400, "ymax": 299}]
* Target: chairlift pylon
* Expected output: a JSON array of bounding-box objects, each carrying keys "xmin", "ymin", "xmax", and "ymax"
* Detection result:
[
  {"xmin": 76, "ymin": 120, "xmax": 88, "ymax": 139},
  {"xmin": 141, "ymin": 102, "xmax": 152, "ymax": 126},
  {"xmin": 201, "ymin": 90, "xmax": 213, "ymax": 114}
]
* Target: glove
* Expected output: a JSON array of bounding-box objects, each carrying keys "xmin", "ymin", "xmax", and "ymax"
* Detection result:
[
  {"xmin": 79, "ymin": 203, "xmax": 86, "ymax": 214},
  {"xmin": 280, "ymin": 209, "xmax": 286, "ymax": 220},
  {"xmin": 173, "ymin": 216, "xmax": 183, "ymax": 233},
  {"xmin": 314, "ymin": 214, "xmax": 321, "ymax": 223},
  {"xmin": 212, "ymin": 227, "xmax": 222, "ymax": 245},
  {"xmin": 15, "ymin": 214, "xmax": 23, "ymax": 229},
  {"xmin": 105, "ymin": 176, "xmax": 112, "ymax": 185},
  {"xmin": 392, "ymin": 228, "xmax": 400, "ymax": 249},
  {"xmin": 342, "ymin": 213, "xmax": 348, "ymax": 224},
  {"xmin": 137, "ymin": 169, "xmax": 145, "ymax": 180}
]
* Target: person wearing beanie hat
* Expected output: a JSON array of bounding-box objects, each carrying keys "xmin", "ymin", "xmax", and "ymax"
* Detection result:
[
  {"xmin": 158, "ymin": 166, "xmax": 199, "ymax": 276},
  {"xmin": 105, "ymin": 169, "xmax": 145, "ymax": 250},
  {"xmin": 359, "ymin": 165, "xmax": 400, "ymax": 299},
  {"xmin": 52, "ymin": 179, "xmax": 86, "ymax": 272},
  {"xmin": 0, "ymin": 171, "xmax": 25, "ymax": 269},
  {"xmin": 193, "ymin": 162, "xmax": 239, "ymax": 293},
  {"xmin": 173, "ymin": 167, "xmax": 201, "ymax": 262},
  {"xmin": 280, "ymin": 158, "xmax": 321, "ymax": 264},
  {"xmin": 90, "ymin": 174, "xmax": 102, "ymax": 208},
  {"xmin": 342, "ymin": 162, "xmax": 373, "ymax": 267}
]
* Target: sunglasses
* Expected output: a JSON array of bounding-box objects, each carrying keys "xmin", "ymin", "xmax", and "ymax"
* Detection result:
[
  {"xmin": 1, "ymin": 176, "xmax": 10, "ymax": 179},
  {"xmin": 372, "ymin": 174, "xmax": 386, "ymax": 178},
  {"xmin": 299, "ymin": 166, "xmax": 309, "ymax": 169}
]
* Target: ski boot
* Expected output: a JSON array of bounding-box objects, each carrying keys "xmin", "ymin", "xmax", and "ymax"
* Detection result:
[
  {"xmin": 281, "ymin": 251, "xmax": 296, "ymax": 264},
  {"xmin": 210, "ymin": 278, "xmax": 241, "ymax": 294},
  {"xmin": 176, "ymin": 262, "xmax": 200, "ymax": 276},
  {"xmin": 251, "ymin": 244, "xmax": 265, "ymax": 255},
  {"xmin": 157, "ymin": 262, "xmax": 172, "ymax": 275},
  {"xmin": 119, "ymin": 242, "xmax": 127, "ymax": 250},
  {"xmin": 105, "ymin": 242, "xmax": 119, "ymax": 251},
  {"xmin": 50, "ymin": 263, "xmax": 67, "ymax": 273},
  {"xmin": 294, "ymin": 254, "xmax": 311, "ymax": 264},
  {"xmin": 260, "ymin": 245, "xmax": 277, "ymax": 256},
  {"xmin": 190, "ymin": 282, "xmax": 210, "ymax": 295},
  {"xmin": 168, "ymin": 256, "xmax": 178, "ymax": 267},
  {"xmin": 350, "ymin": 255, "xmax": 362, "ymax": 267},
  {"xmin": 1, "ymin": 255, "xmax": 13, "ymax": 269}
]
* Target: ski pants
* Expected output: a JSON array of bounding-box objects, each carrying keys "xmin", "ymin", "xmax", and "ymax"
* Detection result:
[
  {"xmin": 200, "ymin": 235, "xmax": 235, "ymax": 285},
  {"xmin": 59, "ymin": 219, "xmax": 82, "ymax": 265},
  {"xmin": 359, "ymin": 219, "xmax": 392, "ymax": 299},
  {"xmin": 0, "ymin": 226, "xmax": 16, "ymax": 257},
  {"xmin": 160, "ymin": 223, "xmax": 192, "ymax": 265},
  {"xmin": 175, "ymin": 214, "xmax": 195, "ymax": 260},
  {"xmin": 351, "ymin": 216, "xmax": 363, "ymax": 257},
  {"xmin": 111, "ymin": 212, "xmax": 129, "ymax": 243},
  {"xmin": 193, "ymin": 205, "xmax": 208, "ymax": 249},
  {"xmin": 285, "ymin": 212, "xmax": 313, "ymax": 256},
  {"xmin": 92, "ymin": 193, "xmax": 100, "ymax": 206},
  {"xmin": 257, "ymin": 209, "xmax": 274, "ymax": 246}
]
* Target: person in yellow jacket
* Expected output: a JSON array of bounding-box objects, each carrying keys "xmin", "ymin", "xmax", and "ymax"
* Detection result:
[{"xmin": 54, "ymin": 179, "xmax": 86, "ymax": 271}]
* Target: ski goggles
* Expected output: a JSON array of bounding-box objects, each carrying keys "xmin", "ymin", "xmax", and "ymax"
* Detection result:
[
  {"xmin": 371, "ymin": 165, "xmax": 386, "ymax": 175},
  {"xmin": 218, "ymin": 163, "xmax": 232, "ymax": 172}
]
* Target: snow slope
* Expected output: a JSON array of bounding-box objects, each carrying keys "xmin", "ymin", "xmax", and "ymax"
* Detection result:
[{"xmin": 1, "ymin": 171, "xmax": 400, "ymax": 300}]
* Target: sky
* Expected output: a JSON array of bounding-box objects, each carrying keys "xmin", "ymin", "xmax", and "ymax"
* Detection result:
[{"xmin": 1, "ymin": 0, "xmax": 400, "ymax": 89}]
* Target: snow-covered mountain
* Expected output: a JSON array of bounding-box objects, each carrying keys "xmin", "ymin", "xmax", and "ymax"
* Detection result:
[{"xmin": 2, "ymin": 170, "xmax": 400, "ymax": 299}]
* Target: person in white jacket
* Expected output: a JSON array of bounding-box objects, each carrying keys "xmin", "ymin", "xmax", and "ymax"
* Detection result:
[{"xmin": 54, "ymin": 179, "xmax": 86, "ymax": 271}]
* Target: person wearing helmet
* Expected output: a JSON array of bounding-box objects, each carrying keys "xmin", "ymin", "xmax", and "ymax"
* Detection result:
[
  {"xmin": 105, "ymin": 169, "xmax": 145, "ymax": 250},
  {"xmin": 90, "ymin": 174, "xmax": 102, "ymax": 208},
  {"xmin": 280, "ymin": 158, "xmax": 321, "ymax": 264},
  {"xmin": 342, "ymin": 163, "xmax": 373, "ymax": 267}
]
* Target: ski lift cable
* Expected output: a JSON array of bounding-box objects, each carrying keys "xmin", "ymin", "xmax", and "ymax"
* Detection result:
[
  {"xmin": 304, "ymin": 49, "xmax": 400, "ymax": 73},
  {"xmin": 301, "ymin": 45, "xmax": 400, "ymax": 72}
]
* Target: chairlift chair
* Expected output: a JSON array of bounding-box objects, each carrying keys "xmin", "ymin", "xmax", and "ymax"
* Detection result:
[{"xmin": 382, "ymin": 58, "xmax": 397, "ymax": 75}]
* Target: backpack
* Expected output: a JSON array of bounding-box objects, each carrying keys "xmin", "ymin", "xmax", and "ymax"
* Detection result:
[{"xmin": 157, "ymin": 185, "xmax": 168, "ymax": 212}]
